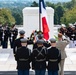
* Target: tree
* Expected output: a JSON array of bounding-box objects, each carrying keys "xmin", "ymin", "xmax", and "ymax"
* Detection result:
[
  {"xmin": 31, "ymin": 1, "xmax": 38, "ymax": 7},
  {"xmin": 0, "ymin": 8, "xmax": 15, "ymax": 25},
  {"xmin": 61, "ymin": 6, "xmax": 76, "ymax": 26},
  {"xmin": 71, "ymin": 0, "xmax": 76, "ymax": 7},
  {"xmin": 11, "ymin": 8, "xmax": 23, "ymax": 25},
  {"xmin": 55, "ymin": 5, "xmax": 64, "ymax": 24},
  {"xmin": 46, "ymin": 1, "xmax": 55, "ymax": 9},
  {"xmin": 13, "ymin": 12, "xmax": 23, "ymax": 25}
]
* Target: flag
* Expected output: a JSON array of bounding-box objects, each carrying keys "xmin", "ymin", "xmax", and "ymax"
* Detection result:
[{"xmin": 39, "ymin": 0, "xmax": 49, "ymax": 40}]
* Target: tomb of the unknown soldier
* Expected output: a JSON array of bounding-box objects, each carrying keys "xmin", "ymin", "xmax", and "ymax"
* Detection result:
[{"xmin": 0, "ymin": 5, "xmax": 76, "ymax": 75}]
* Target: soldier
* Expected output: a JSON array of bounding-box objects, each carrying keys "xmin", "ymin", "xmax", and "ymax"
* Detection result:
[
  {"xmin": 71, "ymin": 25, "xmax": 76, "ymax": 47},
  {"xmin": 0, "ymin": 23, "xmax": 3, "ymax": 46},
  {"xmin": 15, "ymin": 38, "xmax": 31, "ymax": 75},
  {"xmin": 74, "ymin": 22, "xmax": 76, "ymax": 28},
  {"xmin": 56, "ymin": 33, "xmax": 70, "ymax": 75},
  {"xmin": 2, "ymin": 24, "xmax": 10, "ymax": 48},
  {"xmin": 47, "ymin": 38, "xmax": 61, "ymax": 75},
  {"xmin": 33, "ymin": 33, "xmax": 50, "ymax": 49},
  {"xmin": 9, "ymin": 24, "xmax": 18, "ymax": 48},
  {"xmin": 31, "ymin": 33, "xmax": 50, "ymax": 69},
  {"xmin": 59, "ymin": 24, "xmax": 67, "ymax": 35},
  {"xmin": 73, "ymin": 22, "xmax": 76, "ymax": 47},
  {"xmin": 67, "ymin": 23, "xmax": 73, "ymax": 48},
  {"xmin": 13, "ymin": 30, "xmax": 25, "ymax": 56},
  {"xmin": 31, "ymin": 39, "xmax": 47, "ymax": 75}
]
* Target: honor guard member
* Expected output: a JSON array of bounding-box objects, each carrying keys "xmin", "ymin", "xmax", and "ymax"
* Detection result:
[
  {"xmin": 70, "ymin": 25, "xmax": 76, "ymax": 48},
  {"xmin": 33, "ymin": 33, "xmax": 44, "ymax": 49},
  {"xmin": 2, "ymin": 25, "xmax": 9, "ymax": 48},
  {"xmin": 9, "ymin": 24, "xmax": 18, "ymax": 48},
  {"xmin": 31, "ymin": 39, "xmax": 47, "ymax": 75},
  {"xmin": 0, "ymin": 23, "xmax": 3, "ymax": 46},
  {"xmin": 32, "ymin": 33, "xmax": 50, "ymax": 69},
  {"xmin": 59, "ymin": 24, "xmax": 66, "ymax": 35},
  {"xmin": 33, "ymin": 33, "xmax": 50, "ymax": 49},
  {"xmin": 47, "ymin": 38, "xmax": 61, "ymax": 75},
  {"xmin": 67, "ymin": 23, "xmax": 73, "ymax": 48},
  {"xmin": 72, "ymin": 26, "xmax": 76, "ymax": 48},
  {"xmin": 74, "ymin": 22, "xmax": 76, "ymax": 29},
  {"xmin": 15, "ymin": 38, "xmax": 31, "ymax": 75},
  {"xmin": 32, "ymin": 33, "xmax": 44, "ymax": 69},
  {"xmin": 13, "ymin": 30, "xmax": 25, "ymax": 56},
  {"xmin": 73, "ymin": 22, "xmax": 76, "ymax": 47},
  {"xmin": 56, "ymin": 33, "xmax": 70, "ymax": 75}
]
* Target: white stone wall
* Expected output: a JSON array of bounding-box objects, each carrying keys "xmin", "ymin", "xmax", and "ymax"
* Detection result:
[{"xmin": 23, "ymin": 7, "xmax": 54, "ymax": 39}]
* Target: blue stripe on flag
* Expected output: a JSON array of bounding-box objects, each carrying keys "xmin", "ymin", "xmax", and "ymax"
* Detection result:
[{"xmin": 39, "ymin": 0, "xmax": 46, "ymax": 13}]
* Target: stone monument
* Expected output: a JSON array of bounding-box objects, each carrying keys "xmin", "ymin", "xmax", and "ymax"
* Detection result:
[{"xmin": 23, "ymin": 7, "xmax": 54, "ymax": 38}]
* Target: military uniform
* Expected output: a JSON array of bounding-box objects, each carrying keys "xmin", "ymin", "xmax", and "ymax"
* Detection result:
[
  {"xmin": 72, "ymin": 27, "xmax": 76, "ymax": 48},
  {"xmin": 33, "ymin": 34, "xmax": 50, "ymax": 49},
  {"xmin": 15, "ymin": 38, "xmax": 31, "ymax": 75},
  {"xmin": 2, "ymin": 26, "xmax": 10, "ymax": 48},
  {"xmin": 13, "ymin": 30, "xmax": 25, "ymax": 55},
  {"xmin": 9, "ymin": 27, "xmax": 18, "ymax": 48},
  {"xmin": 32, "ymin": 34, "xmax": 50, "ymax": 70},
  {"xmin": 66, "ymin": 24, "xmax": 75, "ymax": 48},
  {"xmin": 31, "ymin": 39, "xmax": 47, "ymax": 75},
  {"xmin": 59, "ymin": 24, "xmax": 67, "ymax": 35},
  {"xmin": 0, "ymin": 25, "xmax": 3, "ymax": 46},
  {"xmin": 47, "ymin": 38, "xmax": 61, "ymax": 75},
  {"xmin": 74, "ymin": 22, "xmax": 76, "ymax": 48},
  {"xmin": 56, "ymin": 34, "xmax": 70, "ymax": 75},
  {"xmin": 13, "ymin": 30, "xmax": 32, "ymax": 55}
]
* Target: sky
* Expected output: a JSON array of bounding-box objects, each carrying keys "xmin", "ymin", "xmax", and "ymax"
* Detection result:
[
  {"xmin": 0, "ymin": 0, "xmax": 72, "ymax": 2},
  {"xmin": 23, "ymin": 0, "xmax": 71, "ymax": 2}
]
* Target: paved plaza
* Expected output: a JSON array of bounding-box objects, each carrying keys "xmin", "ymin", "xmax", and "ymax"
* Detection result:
[{"xmin": 0, "ymin": 46, "xmax": 76, "ymax": 75}]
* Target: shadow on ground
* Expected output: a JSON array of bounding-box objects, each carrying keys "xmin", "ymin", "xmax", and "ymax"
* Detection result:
[{"xmin": 0, "ymin": 71, "xmax": 76, "ymax": 75}]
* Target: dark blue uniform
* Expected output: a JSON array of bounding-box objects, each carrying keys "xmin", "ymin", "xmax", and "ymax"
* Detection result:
[
  {"xmin": 31, "ymin": 46, "xmax": 47, "ymax": 75},
  {"xmin": 2, "ymin": 26, "xmax": 10, "ymax": 48},
  {"xmin": 13, "ymin": 37, "xmax": 23, "ymax": 55},
  {"xmin": 9, "ymin": 28, "xmax": 18, "ymax": 48},
  {"xmin": 0, "ymin": 26, "xmax": 3, "ymax": 46},
  {"xmin": 15, "ymin": 46, "xmax": 31, "ymax": 75},
  {"xmin": 47, "ymin": 47, "xmax": 61, "ymax": 75}
]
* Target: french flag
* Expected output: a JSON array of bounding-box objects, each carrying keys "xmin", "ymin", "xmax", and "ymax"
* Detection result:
[{"xmin": 39, "ymin": 0, "xmax": 49, "ymax": 40}]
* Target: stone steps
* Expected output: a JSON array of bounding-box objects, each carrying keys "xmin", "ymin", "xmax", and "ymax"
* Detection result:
[{"xmin": 0, "ymin": 71, "xmax": 76, "ymax": 75}]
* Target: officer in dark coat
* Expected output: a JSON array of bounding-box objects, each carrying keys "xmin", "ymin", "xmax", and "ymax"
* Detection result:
[
  {"xmin": 0, "ymin": 23, "xmax": 3, "ymax": 46},
  {"xmin": 33, "ymin": 33, "xmax": 50, "ymax": 49},
  {"xmin": 59, "ymin": 24, "xmax": 67, "ymax": 35},
  {"xmin": 31, "ymin": 39, "xmax": 47, "ymax": 75},
  {"xmin": 13, "ymin": 30, "xmax": 25, "ymax": 56},
  {"xmin": 67, "ymin": 24, "xmax": 73, "ymax": 40},
  {"xmin": 47, "ymin": 38, "xmax": 61, "ymax": 75},
  {"xmin": 15, "ymin": 38, "xmax": 31, "ymax": 75},
  {"xmin": 2, "ymin": 25, "xmax": 10, "ymax": 48},
  {"xmin": 74, "ymin": 22, "xmax": 76, "ymax": 29},
  {"xmin": 32, "ymin": 33, "xmax": 50, "ymax": 69},
  {"xmin": 9, "ymin": 24, "xmax": 18, "ymax": 48},
  {"xmin": 71, "ymin": 26, "xmax": 76, "ymax": 47}
]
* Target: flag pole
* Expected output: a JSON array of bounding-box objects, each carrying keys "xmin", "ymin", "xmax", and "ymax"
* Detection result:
[
  {"xmin": 39, "ymin": 0, "xmax": 41, "ymax": 31},
  {"xmin": 39, "ymin": 12, "xmax": 41, "ymax": 31},
  {"xmin": 39, "ymin": 0, "xmax": 49, "ymax": 40}
]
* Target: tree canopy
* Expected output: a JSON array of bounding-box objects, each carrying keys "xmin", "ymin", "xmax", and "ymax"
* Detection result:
[
  {"xmin": 61, "ymin": 6, "xmax": 76, "ymax": 26},
  {"xmin": 0, "ymin": 8, "xmax": 15, "ymax": 26},
  {"xmin": 0, "ymin": 0, "xmax": 76, "ymax": 26}
]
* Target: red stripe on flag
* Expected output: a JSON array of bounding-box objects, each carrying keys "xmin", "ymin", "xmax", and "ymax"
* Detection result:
[
  {"xmin": 42, "ymin": 17, "xmax": 49, "ymax": 40},
  {"xmin": 43, "ymin": 32, "xmax": 49, "ymax": 40}
]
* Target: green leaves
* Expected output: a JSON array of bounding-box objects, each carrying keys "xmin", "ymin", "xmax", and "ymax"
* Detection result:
[
  {"xmin": 0, "ymin": 8, "xmax": 15, "ymax": 26},
  {"xmin": 61, "ymin": 6, "xmax": 76, "ymax": 25}
]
